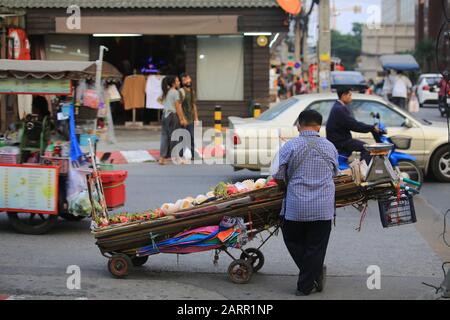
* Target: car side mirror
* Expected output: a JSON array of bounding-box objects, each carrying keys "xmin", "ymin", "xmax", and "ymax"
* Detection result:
[{"xmin": 403, "ymin": 118, "xmax": 414, "ymax": 128}]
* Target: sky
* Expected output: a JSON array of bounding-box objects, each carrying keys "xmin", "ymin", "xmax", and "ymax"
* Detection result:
[
  {"xmin": 307, "ymin": 0, "xmax": 382, "ymax": 44},
  {"xmin": 332, "ymin": 0, "xmax": 382, "ymax": 34}
]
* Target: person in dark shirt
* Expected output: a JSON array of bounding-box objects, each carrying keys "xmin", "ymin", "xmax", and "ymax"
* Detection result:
[{"xmin": 326, "ymin": 88, "xmax": 380, "ymax": 165}]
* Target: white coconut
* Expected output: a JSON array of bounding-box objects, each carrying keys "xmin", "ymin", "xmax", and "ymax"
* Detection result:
[
  {"xmin": 255, "ymin": 178, "xmax": 267, "ymax": 189},
  {"xmin": 234, "ymin": 182, "xmax": 247, "ymax": 192},
  {"xmin": 175, "ymin": 199, "xmax": 184, "ymax": 209},
  {"xmin": 179, "ymin": 199, "xmax": 194, "ymax": 210},
  {"xmin": 242, "ymin": 179, "xmax": 255, "ymax": 190},
  {"xmin": 161, "ymin": 203, "xmax": 177, "ymax": 214}
]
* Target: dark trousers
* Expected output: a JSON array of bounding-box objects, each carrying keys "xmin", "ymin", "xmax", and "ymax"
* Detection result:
[
  {"xmin": 392, "ymin": 97, "xmax": 406, "ymax": 110},
  {"xmin": 178, "ymin": 123, "xmax": 198, "ymax": 160},
  {"xmin": 160, "ymin": 113, "xmax": 180, "ymax": 159},
  {"xmin": 282, "ymin": 219, "xmax": 332, "ymax": 293},
  {"xmin": 338, "ymin": 139, "xmax": 372, "ymax": 165}
]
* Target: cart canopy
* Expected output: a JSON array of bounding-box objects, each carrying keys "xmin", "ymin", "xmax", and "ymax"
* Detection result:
[
  {"xmin": 379, "ymin": 54, "xmax": 420, "ymax": 72},
  {"xmin": 0, "ymin": 59, "xmax": 122, "ymax": 81}
]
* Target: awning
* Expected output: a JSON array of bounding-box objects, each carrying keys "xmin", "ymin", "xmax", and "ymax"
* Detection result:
[
  {"xmin": 379, "ymin": 55, "xmax": 420, "ymax": 71},
  {"xmin": 55, "ymin": 15, "xmax": 239, "ymax": 35},
  {"xmin": 0, "ymin": 59, "xmax": 123, "ymax": 81}
]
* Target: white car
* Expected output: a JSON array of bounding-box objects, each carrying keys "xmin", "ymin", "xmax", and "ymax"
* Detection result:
[
  {"xmin": 416, "ymin": 73, "xmax": 442, "ymax": 107},
  {"xmin": 227, "ymin": 93, "xmax": 450, "ymax": 182}
]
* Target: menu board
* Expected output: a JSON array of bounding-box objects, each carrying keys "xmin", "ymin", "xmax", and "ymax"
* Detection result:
[
  {"xmin": 0, "ymin": 164, "xmax": 59, "ymax": 214},
  {"xmin": 0, "ymin": 78, "xmax": 72, "ymax": 95}
]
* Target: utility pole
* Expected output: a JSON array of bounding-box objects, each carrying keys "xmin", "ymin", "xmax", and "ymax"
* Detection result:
[{"xmin": 317, "ymin": 0, "xmax": 331, "ymax": 93}]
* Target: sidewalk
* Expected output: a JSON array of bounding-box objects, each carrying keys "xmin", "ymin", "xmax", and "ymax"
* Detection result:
[{"xmin": 94, "ymin": 129, "xmax": 225, "ymax": 164}]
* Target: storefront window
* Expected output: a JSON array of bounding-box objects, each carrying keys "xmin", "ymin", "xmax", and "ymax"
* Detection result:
[
  {"xmin": 197, "ymin": 36, "xmax": 244, "ymax": 101},
  {"xmin": 44, "ymin": 35, "xmax": 89, "ymax": 61}
]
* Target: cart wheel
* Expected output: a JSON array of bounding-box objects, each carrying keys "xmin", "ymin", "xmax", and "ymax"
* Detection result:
[
  {"xmin": 7, "ymin": 212, "xmax": 58, "ymax": 235},
  {"xmin": 131, "ymin": 256, "xmax": 149, "ymax": 267},
  {"xmin": 108, "ymin": 254, "xmax": 132, "ymax": 278},
  {"xmin": 227, "ymin": 259, "xmax": 253, "ymax": 284},
  {"xmin": 240, "ymin": 248, "xmax": 265, "ymax": 272},
  {"xmin": 60, "ymin": 212, "xmax": 86, "ymax": 221}
]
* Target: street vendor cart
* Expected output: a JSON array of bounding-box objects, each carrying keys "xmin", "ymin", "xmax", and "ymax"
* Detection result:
[
  {"xmin": 0, "ymin": 59, "xmax": 123, "ymax": 234},
  {"xmin": 89, "ymin": 143, "xmax": 421, "ymax": 284}
]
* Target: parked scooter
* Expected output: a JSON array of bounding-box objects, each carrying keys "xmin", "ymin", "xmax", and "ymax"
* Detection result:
[{"xmin": 338, "ymin": 113, "xmax": 424, "ymax": 187}]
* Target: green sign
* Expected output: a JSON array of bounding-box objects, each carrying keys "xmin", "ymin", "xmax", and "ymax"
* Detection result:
[{"xmin": 0, "ymin": 78, "xmax": 72, "ymax": 95}]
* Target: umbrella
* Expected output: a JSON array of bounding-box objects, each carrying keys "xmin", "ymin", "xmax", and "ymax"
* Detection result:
[
  {"xmin": 380, "ymin": 54, "xmax": 420, "ymax": 71},
  {"xmin": 137, "ymin": 225, "xmax": 244, "ymax": 256}
]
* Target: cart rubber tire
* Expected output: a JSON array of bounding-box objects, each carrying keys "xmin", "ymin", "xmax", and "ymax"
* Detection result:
[
  {"xmin": 131, "ymin": 256, "xmax": 149, "ymax": 267},
  {"xmin": 227, "ymin": 259, "xmax": 253, "ymax": 284},
  {"xmin": 60, "ymin": 212, "xmax": 86, "ymax": 222},
  {"xmin": 240, "ymin": 248, "xmax": 265, "ymax": 272},
  {"xmin": 108, "ymin": 254, "xmax": 132, "ymax": 278},
  {"xmin": 7, "ymin": 212, "xmax": 58, "ymax": 235}
]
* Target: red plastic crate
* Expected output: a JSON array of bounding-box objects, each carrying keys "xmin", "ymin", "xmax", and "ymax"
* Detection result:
[{"xmin": 100, "ymin": 170, "xmax": 128, "ymax": 209}]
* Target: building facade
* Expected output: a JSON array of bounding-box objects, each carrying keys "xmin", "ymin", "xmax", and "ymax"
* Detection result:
[
  {"xmin": 0, "ymin": 0, "xmax": 288, "ymax": 126},
  {"xmin": 358, "ymin": 0, "xmax": 416, "ymax": 81}
]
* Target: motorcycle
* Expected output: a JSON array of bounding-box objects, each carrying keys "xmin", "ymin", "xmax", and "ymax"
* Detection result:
[
  {"xmin": 338, "ymin": 113, "xmax": 424, "ymax": 187},
  {"xmin": 438, "ymin": 92, "xmax": 450, "ymax": 118}
]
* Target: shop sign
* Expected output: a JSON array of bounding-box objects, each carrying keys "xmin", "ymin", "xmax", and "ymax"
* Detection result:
[
  {"xmin": 0, "ymin": 78, "xmax": 72, "ymax": 95},
  {"xmin": 0, "ymin": 164, "xmax": 59, "ymax": 214}
]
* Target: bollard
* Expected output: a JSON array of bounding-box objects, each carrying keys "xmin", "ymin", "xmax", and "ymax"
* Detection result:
[
  {"xmin": 253, "ymin": 103, "xmax": 261, "ymax": 118},
  {"xmin": 214, "ymin": 105, "xmax": 222, "ymax": 146}
]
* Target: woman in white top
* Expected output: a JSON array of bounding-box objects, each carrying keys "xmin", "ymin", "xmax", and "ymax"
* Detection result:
[{"xmin": 392, "ymin": 71, "xmax": 413, "ymax": 110}]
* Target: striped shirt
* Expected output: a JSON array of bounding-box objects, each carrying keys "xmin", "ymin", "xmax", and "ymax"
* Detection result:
[{"xmin": 273, "ymin": 131, "xmax": 339, "ymax": 222}]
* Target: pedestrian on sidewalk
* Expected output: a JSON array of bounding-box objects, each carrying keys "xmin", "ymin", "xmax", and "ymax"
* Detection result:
[
  {"xmin": 179, "ymin": 73, "xmax": 199, "ymax": 161},
  {"xmin": 392, "ymin": 71, "xmax": 413, "ymax": 110},
  {"xmin": 159, "ymin": 76, "xmax": 187, "ymax": 165},
  {"xmin": 273, "ymin": 110, "xmax": 339, "ymax": 296}
]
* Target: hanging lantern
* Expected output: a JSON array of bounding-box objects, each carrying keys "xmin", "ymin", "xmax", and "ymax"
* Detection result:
[{"xmin": 277, "ymin": 0, "xmax": 302, "ymax": 15}]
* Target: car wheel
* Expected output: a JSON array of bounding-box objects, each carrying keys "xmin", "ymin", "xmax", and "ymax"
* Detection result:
[
  {"xmin": 430, "ymin": 146, "xmax": 450, "ymax": 183},
  {"xmin": 419, "ymin": 103, "xmax": 424, "ymax": 108}
]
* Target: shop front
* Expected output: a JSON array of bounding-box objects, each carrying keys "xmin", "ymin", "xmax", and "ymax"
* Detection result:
[{"xmin": 2, "ymin": 1, "xmax": 288, "ymax": 126}]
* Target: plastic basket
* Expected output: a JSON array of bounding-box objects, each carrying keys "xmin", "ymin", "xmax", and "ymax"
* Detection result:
[
  {"xmin": 378, "ymin": 193, "xmax": 417, "ymax": 228},
  {"xmin": 390, "ymin": 136, "xmax": 411, "ymax": 150}
]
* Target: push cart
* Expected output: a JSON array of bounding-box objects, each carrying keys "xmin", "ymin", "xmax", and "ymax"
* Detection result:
[
  {"xmin": 91, "ymin": 183, "xmax": 284, "ymax": 284},
  {"xmin": 0, "ymin": 59, "xmax": 122, "ymax": 234},
  {"xmin": 90, "ymin": 142, "xmax": 421, "ymax": 284}
]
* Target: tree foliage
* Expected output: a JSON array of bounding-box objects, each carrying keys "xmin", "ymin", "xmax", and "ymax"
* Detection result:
[{"xmin": 331, "ymin": 22, "xmax": 362, "ymax": 70}]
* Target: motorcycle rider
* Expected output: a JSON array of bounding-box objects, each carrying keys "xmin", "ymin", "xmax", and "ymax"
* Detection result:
[{"xmin": 326, "ymin": 87, "xmax": 380, "ymax": 165}]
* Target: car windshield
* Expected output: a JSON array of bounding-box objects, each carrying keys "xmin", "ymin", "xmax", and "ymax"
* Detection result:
[
  {"xmin": 385, "ymin": 101, "xmax": 431, "ymax": 125},
  {"xmin": 424, "ymin": 77, "xmax": 442, "ymax": 86},
  {"xmin": 258, "ymin": 97, "xmax": 299, "ymax": 121},
  {"xmin": 331, "ymin": 72, "xmax": 366, "ymax": 85}
]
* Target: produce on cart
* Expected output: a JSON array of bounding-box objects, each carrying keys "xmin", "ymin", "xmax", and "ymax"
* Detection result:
[{"xmin": 90, "ymin": 142, "xmax": 421, "ymax": 283}]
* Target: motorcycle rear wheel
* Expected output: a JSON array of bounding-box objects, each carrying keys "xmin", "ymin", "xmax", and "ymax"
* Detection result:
[{"xmin": 396, "ymin": 160, "xmax": 424, "ymax": 189}]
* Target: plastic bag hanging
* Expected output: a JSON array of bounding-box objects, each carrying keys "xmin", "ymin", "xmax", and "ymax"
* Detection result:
[{"xmin": 69, "ymin": 104, "xmax": 83, "ymax": 161}]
